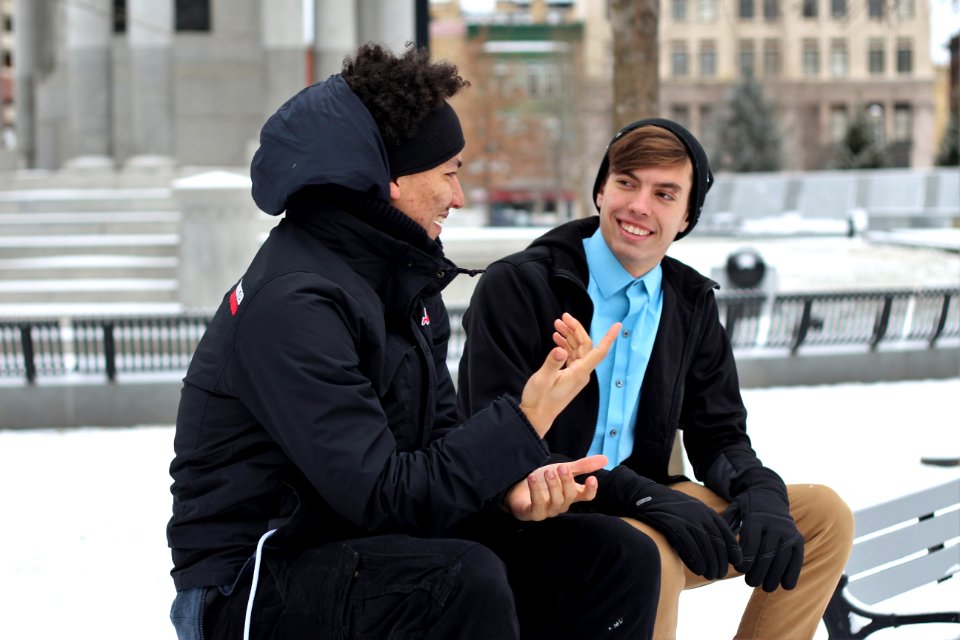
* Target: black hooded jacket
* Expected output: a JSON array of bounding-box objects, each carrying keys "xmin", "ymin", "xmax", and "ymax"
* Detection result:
[
  {"xmin": 167, "ymin": 76, "xmax": 548, "ymax": 592},
  {"xmin": 457, "ymin": 217, "xmax": 764, "ymax": 511}
]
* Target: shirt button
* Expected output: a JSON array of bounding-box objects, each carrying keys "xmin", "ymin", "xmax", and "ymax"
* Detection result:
[
  {"xmin": 615, "ymin": 379, "xmax": 624, "ymax": 388},
  {"xmin": 622, "ymin": 330, "xmax": 631, "ymax": 338},
  {"xmin": 610, "ymin": 429, "xmax": 618, "ymax": 437}
]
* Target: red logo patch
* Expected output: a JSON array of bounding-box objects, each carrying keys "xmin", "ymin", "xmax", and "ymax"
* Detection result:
[{"xmin": 229, "ymin": 280, "xmax": 244, "ymax": 316}]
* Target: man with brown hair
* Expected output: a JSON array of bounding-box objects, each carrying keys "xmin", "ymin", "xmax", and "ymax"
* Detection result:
[{"xmin": 458, "ymin": 118, "xmax": 855, "ymax": 639}]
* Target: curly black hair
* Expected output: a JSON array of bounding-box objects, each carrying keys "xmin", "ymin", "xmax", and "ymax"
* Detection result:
[{"xmin": 341, "ymin": 42, "xmax": 470, "ymax": 147}]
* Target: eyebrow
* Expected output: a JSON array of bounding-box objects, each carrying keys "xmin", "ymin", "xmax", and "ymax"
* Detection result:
[{"xmin": 618, "ymin": 170, "xmax": 684, "ymax": 192}]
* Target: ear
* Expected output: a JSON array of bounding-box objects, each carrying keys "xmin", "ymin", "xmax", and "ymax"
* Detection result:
[
  {"xmin": 389, "ymin": 178, "xmax": 401, "ymax": 201},
  {"xmin": 678, "ymin": 210, "xmax": 691, "ymax": 234},
  {"xmin": 595, "ymin": 184, "xmax": 605, "ymax": 210}
]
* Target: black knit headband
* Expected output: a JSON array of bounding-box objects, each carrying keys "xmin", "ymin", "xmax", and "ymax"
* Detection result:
[{"xmin": 387, "ymin": 102, "xmax": 465, "ymax": 179}]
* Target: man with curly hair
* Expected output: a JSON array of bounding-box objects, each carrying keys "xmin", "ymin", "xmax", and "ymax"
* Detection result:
[{"xmin": 166, "ymin": 43, "xmax": 655, "ymax": 640}]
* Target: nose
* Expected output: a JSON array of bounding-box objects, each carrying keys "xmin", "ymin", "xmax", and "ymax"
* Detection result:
[
  {"xmin": 629, "ymin": 187, "xmax": 653, "ymax": 216},
  {"xmin": 450, "ymin": 176, "xmax": 465, "ymax": 209}
]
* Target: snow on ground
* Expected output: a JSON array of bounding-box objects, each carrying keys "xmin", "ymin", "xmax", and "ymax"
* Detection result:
[{"xmin": 1, "ymin": 378, "xmax": 958, "ymax": 639}]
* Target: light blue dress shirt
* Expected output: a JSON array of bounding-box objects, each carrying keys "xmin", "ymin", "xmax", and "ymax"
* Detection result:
[{"xmin": 583, "ymin": 230, "xmax": 663, "ymax": 468}]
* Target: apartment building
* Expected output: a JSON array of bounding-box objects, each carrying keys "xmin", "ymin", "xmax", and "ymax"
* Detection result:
[
  {"xmin": 651, "ymin": 0, "xmax": 936, "ymax": 169},
  {"xmin": 431, "ymin": 0, "xmax": 590, "ymax": 222}
]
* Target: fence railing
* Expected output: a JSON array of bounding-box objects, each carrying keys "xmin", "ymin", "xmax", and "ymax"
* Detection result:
[{"xmin": 2, "ymin": 287, "xmax": 958, "ymax": 384}]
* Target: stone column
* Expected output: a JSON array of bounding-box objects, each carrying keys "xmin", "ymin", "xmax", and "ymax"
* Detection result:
[
  {"xmin": 12, "ymin": 0, "xmax": 39, "ymax": 166},
  {"xmin": 261, "ymin": 0, "xmax": 307, "ymax": 115},
  {"xmin": 64, "ymin": 0, "xmax": 113, "ymax": 163},
  {"xmin": 126, "ymin": 0, "xmax": 175, "ymax": 164},
  {"xmin": 314, "ymin": 0, "xmax": 358, "ymax": 79},
  {"xmin": 174, "ymin": 171, "xmax": 276, "ymax": 310},
  {"xmin": 357, "ymin": 0, "xmax": 415, "ymax": 53}
]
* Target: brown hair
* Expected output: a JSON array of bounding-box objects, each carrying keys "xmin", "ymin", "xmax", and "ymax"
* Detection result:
[{"xmin": 606, "ymin": 125, "xmax": 690, "ymax": 177}]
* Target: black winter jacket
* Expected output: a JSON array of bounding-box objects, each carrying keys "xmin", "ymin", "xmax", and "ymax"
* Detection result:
[
  {"xmin": 167, "ymin": 77, "xmax": 549, "ymax": 592},
  {"xmin": 457, "ymin": 217, "xmax": 766, "ymax": 513}
]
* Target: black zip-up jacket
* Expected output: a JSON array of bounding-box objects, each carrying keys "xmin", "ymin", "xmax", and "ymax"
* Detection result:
[
  {"xmin": 167, "ymin": 77, "xmax": 549, "ymax": 592},
  {"xmin": 457, "ymin": 217, "xmax": 766, "ymax": 509}
]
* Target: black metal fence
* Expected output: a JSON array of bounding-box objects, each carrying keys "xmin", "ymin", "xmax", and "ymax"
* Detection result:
[
  {"xmin": 1, "ymin": 287, "xmax": 958, "ymax": 384},
  {"xmin": 1, "ymin": 312, "xmax": 213, "ymax": 383}
]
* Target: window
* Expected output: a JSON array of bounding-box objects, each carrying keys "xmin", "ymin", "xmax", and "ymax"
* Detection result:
[
  {"xmin": 671, "ymin": 105, "xmax": 691, "ymax": 128},
  {"xmin": 176, "ymin": 0, "xmax": 211, "ymax": 32},
  {"xmin": 831, "ymin": 0, "xmax": 847, "ymax": 18},
  {"xmin": 896, "ymin": 38, "xmax": 912, "ymax": 74},
  {"xmin": 699, "ymin": 105, "xmax": 713, "ymax": 129},
  {"xmin": 893, "ymin": 104, "xmax": 912, "ymax": 141},
  {"xmin": 672, "ymin": 41, "xmax": 690, "ymax": 78},
  {"xmin": 830, "ymin": 39, "xmax": 849, "ymax": 77},
  {"xmin": 829, "ymin": 104, "xmax": 848, "ymax": 142},
  {"xmin": 672, "ymin": 0, "xmax": 688, "ymax": 21},
  {"xmin": 739, "ymin": 40, "xmax": 755, "ymax": 77},
  {"xmin": 699, "ymin": 40, "xmax": 717, "ymax": 77},
  {"xmin": 739, "ymin": 0, "xmax": 755, "ymax": 19},
  {"xmin": 868, "ymin": 0, "xmax": 885, "ymax": 19},
  {"xmin": 803, "ymin": 39, "xmax": 820, "ymax": 76},
  {"xmin": 697, "ymin": 0, "xmax": 718, "ymax": 21},
  {"xmin": 868, "ymin": 39, "xmax": 885, "ymax": 74},
  {"xmin": 895, "ymin": 0, "xmax": 915, "ymax": 18},
  {"xmin": 867, "ymin": 103, "xmax": 885, "ymax": 142},
  {"xmin": 763, "ymin": 39, "xmax": 780, "ymax": 77},
  {"xmin": 763, "ymin": 0, "xmax": 780, "ymax": 20},
  {"xmin": 113, "ymin": 0, "xmax": 126, "ymax": 33},
  {"xmin": 802, "ymin": 0, "xmax": 818, "ymax": 17}
]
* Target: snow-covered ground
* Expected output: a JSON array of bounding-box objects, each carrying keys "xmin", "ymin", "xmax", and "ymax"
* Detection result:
[{"xmin": 1, "ymin": 378, "xmax": 957, "ymax": 639}]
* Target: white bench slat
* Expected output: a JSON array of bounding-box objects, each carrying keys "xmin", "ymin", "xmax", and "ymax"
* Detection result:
[
  {"xmin": 847, "ymin": 508, "xmax": 960, "ymax": 575},
  {"xmin": 853, "ymin": 480, "xmax": 960, "ymax": 536},
  {"xmin": 846, "ymin": 542, "xmax": 960, "ymax": 605}
]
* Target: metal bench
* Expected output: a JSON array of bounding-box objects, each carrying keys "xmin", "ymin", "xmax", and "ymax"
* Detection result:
[{"xmin": 822, "ymin": 477, "xmax": 960, "ymax": 638}]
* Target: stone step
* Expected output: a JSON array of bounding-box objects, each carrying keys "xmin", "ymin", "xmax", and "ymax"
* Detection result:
[
  {"xmin": 0, "ymin": 278, "xmax": 179, "ymax": 304},
  {"xmin": 0, "ymin": 210, "xmax": 181, "ymax": 236},
  {"xmin": 0, "ymin": 188, "xmax": 176, "ymax": 214},
  {"xmin": 0, "ymin": 234, "xmax": 179, "ymax": 259},
  {"xmin": 0, "ymin": 254, "xmax": 178, "ymax": 281}
]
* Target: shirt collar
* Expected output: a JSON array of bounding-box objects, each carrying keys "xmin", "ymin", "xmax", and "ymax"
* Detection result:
[{"xmin": 584, "ymin": 227, "xmax": 662, "ymax": 300}]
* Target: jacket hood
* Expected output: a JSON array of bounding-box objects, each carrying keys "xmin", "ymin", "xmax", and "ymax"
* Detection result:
[{"xmin": 250, "ymin": 75, "xmax": 391, "ymax": 215}]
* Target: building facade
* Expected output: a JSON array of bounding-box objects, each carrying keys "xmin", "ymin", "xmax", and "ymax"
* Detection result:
[
  {"xmin": 432, "ymin": 0, "xmax": 588, "ymax": 223},
  {"xmin": 10, "ymin": 0, "xmax": 419, "ymax": 170},
  {"xmin": 589, "ymin": 0, "xmax": 939, "ymax": 169}
]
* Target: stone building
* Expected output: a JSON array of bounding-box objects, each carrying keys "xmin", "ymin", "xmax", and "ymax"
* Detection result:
[{"xmin": 11, "ymin": 0, "xmax": 422, "ymax": 171}]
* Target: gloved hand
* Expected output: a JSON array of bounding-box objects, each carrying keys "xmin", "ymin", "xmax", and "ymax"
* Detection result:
[
  {"xmin": 629, "ymin": 479, "xmax": 743, "ymax": 580},
  {"xmin": 722, "ymin": 468, "xmax": 804, "ymax": 592}
]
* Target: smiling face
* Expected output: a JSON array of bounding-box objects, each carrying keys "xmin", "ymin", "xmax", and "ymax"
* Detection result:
[
  {"xmin": 389, "ymin": 154, "xmax": 465, "ymax": 240},
  {"xmin": 596, "ymin": 160, "xmax": 692, "ymax": 278}
]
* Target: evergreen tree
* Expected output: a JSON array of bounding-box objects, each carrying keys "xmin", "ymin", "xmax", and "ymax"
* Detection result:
[
  {"xmin": 935, "ymin": 112, "xmax": 959, "ymax": 166},
  {"xmin": 831, "ymin": 108, "xmax": 889, "ymax": 169},
  {"xmin": 714, "ymin": 75, "xmax": 782, "ymax": 172}
]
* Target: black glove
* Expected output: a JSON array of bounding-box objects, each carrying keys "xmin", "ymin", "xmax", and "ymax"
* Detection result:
[
  {"xmin": 593, "ymin": 466, "xmax": 742, "ymax": 580},
  {"xmin": 722, "ymin": 467, "xmax": 804, "ymax": 592}
]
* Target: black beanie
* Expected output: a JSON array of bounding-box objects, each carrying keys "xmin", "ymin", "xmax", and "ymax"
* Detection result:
[
  {"xmin": 592, "ymin": 118, "xmax": 713, "ymax": 241},
  {"xmin": 386, "ymin": 102, "xmax": 465, "ymax": 178}
]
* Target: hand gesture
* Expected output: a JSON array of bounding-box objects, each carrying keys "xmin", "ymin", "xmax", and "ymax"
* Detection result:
[
  {"xmin": 520, "ymin": 313, "xmax": 620, "ymax": 437},
  {"xmin": 505, "ymin": 455, "xmax": 609, "ymax": 522}
]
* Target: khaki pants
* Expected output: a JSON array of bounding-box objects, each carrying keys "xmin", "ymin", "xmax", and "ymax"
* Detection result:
[{"xmin": 624, "ymin": 482, "xmax": 855, "ymax": 640}]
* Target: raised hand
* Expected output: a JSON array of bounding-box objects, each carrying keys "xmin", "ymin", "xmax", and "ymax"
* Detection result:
[
  {"xmin": 519, "ymin": 313, "xmax": 620, "ymax": 437},
  {"xmin": 505, "ymin": 455, "xmax": 609, "ymax": 522}
]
